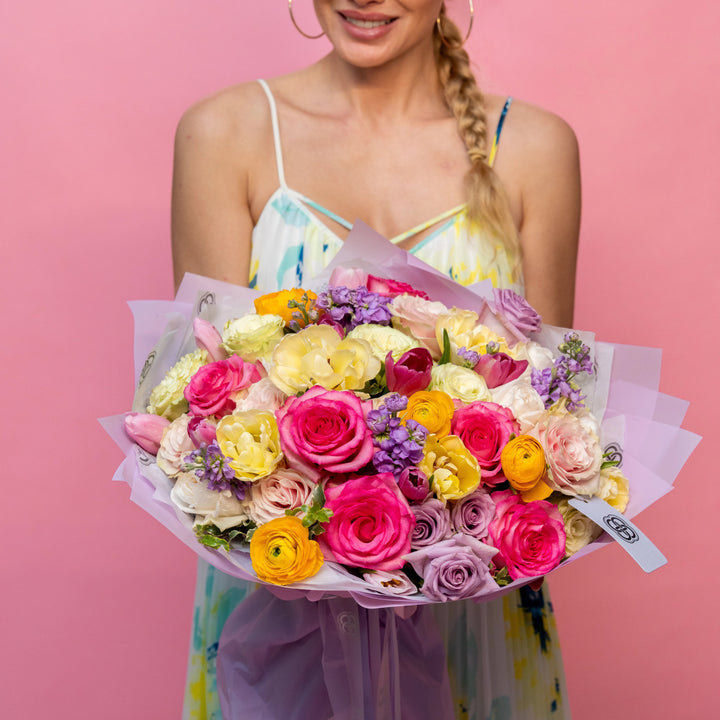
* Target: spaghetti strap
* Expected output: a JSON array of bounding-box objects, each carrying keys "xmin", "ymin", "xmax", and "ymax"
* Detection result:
[
  {"xmin": 257, "ymin": 79, "xmax": 288, "ymax": 189},
  {"xmin": 389, "ymin": 203, "xmax": 466, "ymax": 244},
  {"xmin": 488, "ymin": 97, "xmax": 513, "ymax": 168}
]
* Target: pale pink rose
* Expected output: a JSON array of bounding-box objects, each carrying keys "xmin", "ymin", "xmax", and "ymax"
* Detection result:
[
  {"xmin": 247, "ymin": 468, "xmax": 316, "ymax": 525},
  {"xmin": 536, "ymin": 411, "xmax": 602, "ymax": 496},
  {"xmin": 124, "ymin": 412, "xmax": 169, "ymax": 454},
  {"xmin": 232, "ymin": 377, "xmax": 287, "ymax": 414},
  {"xmin": 276, "ymin": 386, "xmax": 374, "ymax": 482},
  {"xmin": 193, "ymin": 318, "xmax": 227, "ymax": 363},
  {"xmin": 321, "ymin": 473, "xmax": 415, "ymax": 571},
  {"xmin": 488, "ymin": 490, "xmax": 566, "ymax": 579},
  {"xmin": 490, "ymin": 379, "xmax": 546, "ymax": 433},
  {"xmin": 157, "ymin": 414, "xmax": 195, "ymax": 477},
  {"xmin": 184, "ymin": 355, "xmax": 262, "ymax": 417},
  {"xmin": 329, "ymin": 267, "xmax": 368, "ymax": 289},
  {"xmin": 389, "ymin": 295, "xmax": 449, "ymax": 359},
  {"xmin": 451, "ymin": 401, "xmax": 519, "ymax": 487}
]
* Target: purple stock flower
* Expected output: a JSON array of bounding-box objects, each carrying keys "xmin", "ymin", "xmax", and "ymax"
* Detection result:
[
  {"xmin": 457, "ymin": 346, "xmax": 481, "ymax": 368},
  {"xmin": 184, "ymin": 441, "xmax": 247, "ymax": 500},
  {"xmin": 410, "ymin": 499, "xmax": 453, "ymax": 549},
  {"xmin": 317, "ymin": 285, "xmax": 392, "ymax": 331},
  {"xmin": 492, "ymin": 288, "xmax": 542, "ymax": 333}
]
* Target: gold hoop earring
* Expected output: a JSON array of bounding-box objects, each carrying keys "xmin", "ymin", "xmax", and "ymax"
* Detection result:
[
  {"xmin": 436, "ymin": 0, "xmax": 474, "ymax": 48},
  {"xmin": 288, "ymin": 0, "xmax": 325, "ymax": 39}
]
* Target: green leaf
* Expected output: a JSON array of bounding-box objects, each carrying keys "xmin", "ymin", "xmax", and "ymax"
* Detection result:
[
  {"xmin": 438, "ymin": 329, "xmax": 452, "ymax": 365},
  {"xmin": 600, "ymin": 459, "xmax": 620, "ymax": 470}
]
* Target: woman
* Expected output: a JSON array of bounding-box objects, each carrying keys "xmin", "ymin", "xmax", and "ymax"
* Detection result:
[{"xmin": 172, "ymin": 2, "xmax": 580, "ymax": 718}]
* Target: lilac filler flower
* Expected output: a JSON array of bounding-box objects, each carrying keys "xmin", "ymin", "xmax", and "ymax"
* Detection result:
[
  {"xmin": 405, "ymin": 535, "xmax": 499, "ymax": 602},
  {"xmin": 317, "ymin": 285, "xmax": 392, "ymax": 331},
  {"xmin": 410, "ymin": 499, "xmax": 453, "ymax": 549},
  {"xmin": 184, "ymin": 441, "xmax": 247, "ymax": 500}
]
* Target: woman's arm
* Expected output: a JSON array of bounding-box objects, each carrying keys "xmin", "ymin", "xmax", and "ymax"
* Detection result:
[
  {"xmin": 171, "ymin": 88, "xmax": 261, "ymax": 292},
  {"xmin": 499, "ymin": 103, "xmax": 582, "ymax": 327}
]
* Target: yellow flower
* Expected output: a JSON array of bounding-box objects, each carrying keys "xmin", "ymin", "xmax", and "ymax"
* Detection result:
[
  {"xmin": 222, "ymin": 314, "xmax": 285, "ymax": 363},
  {"xmin": 429, "ymin": 364, "xmax": 491, "ymax": 404},
  {"xmin": 402, "ymin": 390, "xmax": 455, "ymax": 438},
  {"xmin": 147, "ymin": 349, "xmax": 207, "ymax": 420},
  {"xmin": 254, "ymin": 288, "xmax": 317, "ymax": 328},
  {"xmin": 501, "ymin": 435, "xmax": 547, "ymax": 493},
  {"xmin": 269, "ymin": 324, "xmax": 380, "ymax": 395},
  {"xmin": 436, "ymin": 309, "xmax": 510, "ymax": 361},
  {"xmin": 420, "ymin": 434, "xmax": 480, "ymax": 503},
  {"xmin": 250, "ymin": 516, "xmax": 324, "ymax": 585},
  {"xmin": 597, "ymin": 466, "xmax": 630, "ymax": 512},
  {"xmin": 215, "ymin": 411, "xmax": 283, "ymax": 481},
  {"xmin": 557, "ymin": 499, "xmax": 602, "ymax": 556},
  {"xmin": 347, "ymin": 324, "xmax": 420, "ymax": 363}
]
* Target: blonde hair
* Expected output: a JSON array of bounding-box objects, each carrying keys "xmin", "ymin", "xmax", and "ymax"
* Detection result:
[{"xmin": 433, "ymin": 5, "xmax": 520, "ymax": 257}]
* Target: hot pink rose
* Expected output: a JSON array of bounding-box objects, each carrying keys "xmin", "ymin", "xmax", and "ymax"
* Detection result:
[
  {"xmin": 451, "ymin": 402, "xmax": 519, "ymax": 487},
  {"xmin": 366, "ymin": 275, "xmax": 429, "ymax": 299},
  {"xmin": 321, "ymin": 473, "xmax": 415, "ymax": 571},
  {"xmin": 275, "ymin": 386, "xmax": 374, "ymax": 482},
  {"xmin": 537, "ymin": 412, "xmax": 602, "ymax": 496},
  {"xmin": 184, "ymin": 355, "xmax": 262, "ymax": 418},
  {"xmin": 488, "ymin": 490, "xmax": 566, "ymax": 579}
]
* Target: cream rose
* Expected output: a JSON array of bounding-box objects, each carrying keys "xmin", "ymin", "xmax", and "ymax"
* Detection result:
[
  {"xmin": 170, "ymin": 471, "xmax": 250, "ymax": 532},
  {"xmin": 491, "ymin": 378, "xmax": 546, "ymax": 433},
  {"xmin": 247, "ymin": 468, "xmax": 316, "ymax": 525},
  {"xmin": 512, "ymin": 341, "xmax": 556, "ymax": 373},
  {"xmin": 390, "ymin": 295, "xmax": 449, "ymax": 359},
  {"xmin": 222, "ymin": 314, "xmax": 285, "ymax": 363},
  {"xmin": 157, "ymin": 414, "xmax": 195, "ymax": 477},
  {"xmin": 215, "ymin": 410, "xmax": 283, "ymax": 481},
  {"xmin": 347, "ymin": 324, "xmax": 419, "ymax": 363},
  {"xmin": 269, "ymin": 324, "xmax": 380, "ymax": 395},
  {"xmin": 147, "ymin": 349, "xmax": 207, "ymax": 420},
  {"xmin": 557, "ymin": 499, "xmax": 602, "ymax": 556},
  {"xmin": 597, "ymin": 466, "xmax": 630, "ymax": 512},
  {"xmin": 430, "ymin": 364, "xmax": 491, "ymax": 404}
]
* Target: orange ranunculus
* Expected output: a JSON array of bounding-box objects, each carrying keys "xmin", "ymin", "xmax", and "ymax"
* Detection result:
[
  {"xmin": 254, "ymin": 288, "xmax": 317, "ymax": 327},
  {"xmin": 250, "ymin": 516, "xmax": 324, "ymax": 585},
  {"xmin": 401, "ymin": 390, "xmax": 455, "ymax": 438},
  {"xmin": 500, "ymin": 435, "xmax": 548, "ymax": 494}
]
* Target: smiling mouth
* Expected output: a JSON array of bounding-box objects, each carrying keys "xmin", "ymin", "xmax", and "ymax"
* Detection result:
[{"xmin": 341, "ymin": 14, "xmax": 397, "ymax": 29}]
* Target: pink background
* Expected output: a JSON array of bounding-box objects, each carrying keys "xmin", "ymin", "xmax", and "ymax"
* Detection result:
[{"xmin": 2, "ymin": 1, "xmax": 716, "ymax": 717}]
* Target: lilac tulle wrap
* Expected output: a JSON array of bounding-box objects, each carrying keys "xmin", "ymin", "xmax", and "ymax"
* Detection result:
[{"xmin": 101, "ymin": 223, "xmax": 700, "ymax": 716}]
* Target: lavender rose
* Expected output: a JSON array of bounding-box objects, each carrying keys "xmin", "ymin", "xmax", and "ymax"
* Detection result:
[
  {"xmin": 492, "ymin": 288, "xmax": 542, "ymax": 334},
  {"xmin": 450, "ymin": 489, "xmax": 496, "ymax": 541},
  {"xmin": 406, "ymin": 535, "xmax": 498, "ymax": 602},
  {"xmin": 410, "ymin": 499, "xmax": 453, "ymax": 549}
]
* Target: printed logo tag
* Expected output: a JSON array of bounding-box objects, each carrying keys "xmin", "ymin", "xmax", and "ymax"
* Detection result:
[{"xmin": 568, "ymin": 497, "xmax": 667, "ymax": 573}]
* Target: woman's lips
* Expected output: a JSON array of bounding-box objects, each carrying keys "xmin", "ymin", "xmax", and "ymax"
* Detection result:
[{"xmin": 338, "ymin": 11, "xmax": 397, "ymax": 39}]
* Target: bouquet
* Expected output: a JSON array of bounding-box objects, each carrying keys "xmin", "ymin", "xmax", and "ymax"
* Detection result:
[{"xmin": 103, "ymin": 223, "xmax": 699, "ymax": 607}]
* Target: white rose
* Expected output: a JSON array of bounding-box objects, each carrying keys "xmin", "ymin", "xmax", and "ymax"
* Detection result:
[
  {"xmin": 490, "ymin": 379, "xmax": 546, "ymax": 433},
  {"xmin": 513, "ymin": 341, "xmax": 555, "ymax": 373},
  {"xmin": 247, "ymin": 468, "xmax": 316, "ymax": 525},
  {"xmin": 157, "ymin": 414, "xmax": 195, "ymax": 477},
  {"xmin": 222, "ymin": 314, "xmax": 285, "ymax": 363},
  {"xmin": 347, "ymin": 324, "xmax": 420, "ymax": 363},
  {"xmin": 430, "ymin": 364, "xmax": 491, "ymax": 403},
  {"xmin": 171, "ymin": 471, "xmax": 250, "ymax": 531},
  {"xmin": 557, "ymin": 499, "xmax": 602, "ymax": 556},
  {"xmin": 361, "ymin": 570, "xmax": 418, "ymax": 596}
]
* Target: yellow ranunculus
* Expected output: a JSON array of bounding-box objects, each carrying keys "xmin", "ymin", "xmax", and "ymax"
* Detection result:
[
  {"xmin": 222, "ymin": 314, "xmax": 285, "ymax": 363},
  {"xmin": 215, "ymin": 411, "xmax": 283, "ymax": 481},
  {"xmin": 420, "ymin": 434, "xmax": 480, "ymax": 503},
  {"xmin": 147, "ymin": 349, "xmax": 207, "ymax": 420},
  {"xmin": 250, "ymin": 516, "xmax": 324, "ymax": 585},
  {"xmin": 597, "ymin": 466, "xmax": 630, "ymax": 512},
  {"xmin": 500, "ymin": 435, "xmax": 547, "ymax": 493},
  {"xmin": 402, "ymin": 390, "xmax": 455, "ymax": 438},
  {"xmin": 269, "ymin": 324, "xmax": 380, "ymax": 395},
  {"xmin": 254, "ymin": 288, "xmax": 317, "ymax": 328}
]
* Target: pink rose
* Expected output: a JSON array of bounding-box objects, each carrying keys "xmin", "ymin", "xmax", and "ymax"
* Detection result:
[
  {"xmin": 183, "ymin": 355, "xmax": 262, "ymax": 418},
  {"xmin": 451, "ymin": 402, "xmax": 519, "ymax": 487},
  {"xmin": 232, "ymin": 377, "xmax": 287, "ymax": 414},
  {"xmin": 321, "ymin": 473, "xmax": 415, "ymax": 571},
  {"xmin": 385, "ymin": 348, "xmax": 433, "ymax": 396},
  {"xmin": 124, "ymin": 412, "xmax": 169, "ymax": 454},
  {"xmin": 276, "ymin": 386, "xmax": 374, "ymax": 482},
  {"xmin": 366, "ymin": 275, "xmax": 430, "ymax": 300},
  {"xmin": 488, "ymin": 490, "xmax": 566, "ymax": 579},
  {"xmin": 389, "ymin": 295, "xmax": 449, "ymax": 359},
  {"xmin": 157, "ymin": 414, "xmax": 195, "ymax": 477},
  {"xmin": 193, "ymin": 317, "xmax": 227, "ymax": 363},
  {"xmin": 248, "ymin": 468, "xmax": 316, "ymax": 525},
  {"xmin": 536, "ymin": 412, "xmax": 602, "ymax": 496}
]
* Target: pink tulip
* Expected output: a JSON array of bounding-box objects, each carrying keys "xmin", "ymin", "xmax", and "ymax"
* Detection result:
[
  {"xmin": 329, "ymin": 266, "xmax": 368, "ymax": 289},
  {"xmin": 473, "ymin": 353, "xmax": 528, "ymax": 389},
  {"xmin": 187, "ymin": 416, "xmax": 218, "ymax": 448},
  {"xmin": 193, "ymin": 318, "xmax": 227, "ymax": 362},
  {"xmin": 385, "ymin": 348, "xmax": 433, "ymax": 396},
  {"xmin": 124, "ymin": 412, "xmax": 170, "ymax": 454}
]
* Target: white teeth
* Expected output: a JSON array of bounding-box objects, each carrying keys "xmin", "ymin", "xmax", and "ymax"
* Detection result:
[{"xmin": 345, "ymin": 17, "xmax": 393, "ymax": 29}]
